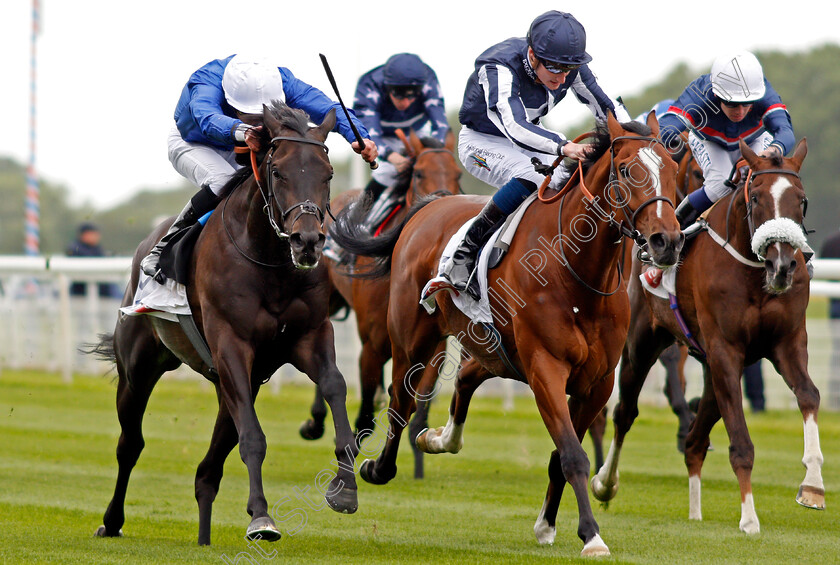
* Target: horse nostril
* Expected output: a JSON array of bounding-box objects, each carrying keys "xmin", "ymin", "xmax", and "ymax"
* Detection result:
[
  {"xmin": 290, "ymin": 233, "xmax": 304, "ymax": 250},
  {"xmin": 648, "ymin": 233, "xmax": 665, "ymax": 252}
]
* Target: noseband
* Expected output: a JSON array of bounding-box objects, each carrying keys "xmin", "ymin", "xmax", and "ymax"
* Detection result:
[
  {"xmin": 256, "ymin": 135, "xmax": 331, "ymax": 239},
  {"xmin": 741, "ymin": 166, "xmax": 807, "ymax": 260}
]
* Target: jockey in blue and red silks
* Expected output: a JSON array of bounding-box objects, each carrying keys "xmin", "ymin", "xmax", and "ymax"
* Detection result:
[{"xmin": 658, "ymin": 50, "xmax": 795, "ymax": 228}]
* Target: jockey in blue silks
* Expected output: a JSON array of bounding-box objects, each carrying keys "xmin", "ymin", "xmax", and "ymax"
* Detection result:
[
  {"xmin": 426, "ymin": 10, "xmax": 630, "ymax": 300},
  {"xmin": 140, "ymin": 54, "xmax": 377, "ymax": 284},
  {"xmin": 658, "ymin": 50, "xmax": 795, "ymax": 228}
]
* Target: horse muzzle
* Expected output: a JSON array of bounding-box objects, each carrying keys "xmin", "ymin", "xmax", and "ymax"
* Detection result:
[
  {"xmin": 289, "ymin": 230, "xmax": 326, "ymax": 269},
  {"xmin": 646, "ymin": 230, "xmax": 685, "ymax": 269}
]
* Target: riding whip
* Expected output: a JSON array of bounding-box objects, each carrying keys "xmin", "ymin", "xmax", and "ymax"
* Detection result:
[{"xmin": 319, "ymin": 53, "xmax": 378, "ymax": 170}]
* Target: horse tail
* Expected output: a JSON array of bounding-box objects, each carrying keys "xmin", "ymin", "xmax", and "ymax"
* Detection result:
[
  {"xmin": 330, "ymin": 194, "xmax": 440, "ymax": 279},
  {"xmin": 81, "ymin": 333, "xmax": 116, "ymax": 364}
]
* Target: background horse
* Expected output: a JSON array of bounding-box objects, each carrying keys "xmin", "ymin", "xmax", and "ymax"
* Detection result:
[
  {"xmin": 333, "ymin": 112, "xmax": 683, "ymax": 556},
  {"xmin": 591, "ymin": 138, "xmax": 824, "ymax": 534},
  {"xmin": 299, "ymin": 130, "xmax": 462, "ymax": 478},
  {"xmin": 92, "ymin": 102, "xmax": 359, "ymax": 545}
]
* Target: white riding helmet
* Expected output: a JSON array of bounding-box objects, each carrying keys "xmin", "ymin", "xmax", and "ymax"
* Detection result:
[
  {"xmin": 222, "ymin": 55, "xmax": 286, "ymax": 114},
  {"xmin": 710, "ymin": 50, "xmax": 766, "ymax": 103}
]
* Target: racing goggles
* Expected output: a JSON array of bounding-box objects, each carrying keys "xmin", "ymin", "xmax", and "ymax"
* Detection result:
[
  {"xmin": 720, "ymin": 99, "xmax": 754, "ymax": 108},
  {"xmin": 388, "ymin": 85, "xmax": 421, "ymax": 100},
  {"xmin": 539, "ymin": 58, "xmax": 581, "ymax": 74}
]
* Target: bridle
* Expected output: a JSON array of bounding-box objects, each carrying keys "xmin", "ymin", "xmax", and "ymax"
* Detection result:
[
  {"xmin": 223, "ymin": 134, "xmax": 331, "ymax": 268},
  {"xmin": 547, "ymin": 133, "xmax": 676, "ymax": 295}
]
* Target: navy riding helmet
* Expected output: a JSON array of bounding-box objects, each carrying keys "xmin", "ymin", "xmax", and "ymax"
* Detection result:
[
  {"xmin": 527, "ymin": 11, "xmax": 592, "ymax": 67},
  {"xmin": 383, "ymin": 53, "xmax": 428, "ymax": 86}
]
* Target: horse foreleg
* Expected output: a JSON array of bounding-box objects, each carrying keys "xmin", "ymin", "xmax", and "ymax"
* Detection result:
[
  {"xmin": 415, "ymin": 356, "xmax": 489, "ymax": 455},
  {"xmin": 659, "ymin": 343, "xmax": 695, "ymax": 453},
  {"xmin": 768, "ymin": 332, "xmax": 825, "ymax": 510},
  {"xmin": 359, "ymin": 340, "xmax": 438, "ymax": 485},
  {"xmin": 591, "ymin": 326, "xmax": 672, "ymax": 502},
  {"xmin": 530, "ymin": 356, "xmax": 608, "ymax": 557},
  {"xmin": 354, "ymin": 340, "xmax": 387, "ymax": 441},
  {"xmin": 299, "ymin": 387, "xmax": 328, "ymax": 440},
  {"xmin": 682, "ymin": 361, "xmax": 719, "ymax": 523},
  {"xmin": 195, "ymin": 394, "xmax": 246, "ymax": 545},
  {"xmin": 213, "ymin": 342, "xmax": 277, "ymax": 540},
  {"xmin": 296, "ymin": 320, "xmax": 359, "ymax": 514}
]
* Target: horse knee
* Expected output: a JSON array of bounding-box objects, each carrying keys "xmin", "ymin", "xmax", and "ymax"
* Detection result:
[{"xmin": 560, "ymin": 447, "xmax": 590, "ymax": 481}]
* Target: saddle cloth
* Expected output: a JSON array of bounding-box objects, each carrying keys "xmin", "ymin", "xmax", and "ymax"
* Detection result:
[
  {"xmin": 120, "ymin": 273, "xmax": 191, "ymax": 321},
  {"xmin": 421, "ymin": 194, "xmax": 538, "ymax": 324}
]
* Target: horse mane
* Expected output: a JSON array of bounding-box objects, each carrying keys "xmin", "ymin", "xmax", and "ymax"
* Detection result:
[
  {"xmin": 562, "ymin": 119, "xmax": 654, "ymax": 177},
  {"xmin": 224, "ymin": 101, "xmax": 314, "ymax": 196}
]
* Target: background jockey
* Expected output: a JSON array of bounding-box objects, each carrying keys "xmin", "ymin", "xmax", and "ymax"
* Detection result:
[
  {"xmin": 140, "ymin": 54, "xmax": 378, "ymax": 284},
  {"xmin": 658, "ymin": 50, "xmax": 794, "ymax": 229},
  {"xmin": 427, "ymin": 10, "xmax": 631, "ymax": 300},
  {"xmin": 354, "ymin": 53, "xmax": 451, "ymax": 232}
]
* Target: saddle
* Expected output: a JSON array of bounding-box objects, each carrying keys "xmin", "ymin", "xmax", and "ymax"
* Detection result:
[{"xmin": 158, "ymin": 220, "xmax": 206, "ymax": 285}]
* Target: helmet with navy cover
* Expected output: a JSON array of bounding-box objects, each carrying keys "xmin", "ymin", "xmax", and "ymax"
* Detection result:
[
  {"xmin": 527, "ymin": 11, "xmax": 592, "ymax": 67},
  {"xmin": 382, "ymin": 53, "xmax": 429, "ymax": 86},
  {"xmin": 710, "ymin": 50, "xmax": 766, "ymax": 103}
]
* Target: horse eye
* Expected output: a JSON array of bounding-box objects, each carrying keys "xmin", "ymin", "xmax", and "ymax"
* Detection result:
[
  {"xmin": 751, "ymin": 194, "xmax": 759, "ymax": 204},
  {"xmin": 272, "ymin": 169, "xmax": 284, "ymax": 181},
  {"xmin": 618, "ymin": 165, "xmax": 628, "ymax": 176}
]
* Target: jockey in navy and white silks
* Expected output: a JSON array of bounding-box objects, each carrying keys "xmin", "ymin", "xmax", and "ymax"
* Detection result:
[
  {"xmin": 141, "ymin": 54, "xmax": 377, "ymax": 284},
  {"xmin": 352, "ymin": 53, "xmax": 451, "ymax": 231},
  {"xmin": 425, "ymin": 10, "xmax": 630, "ymax": 301},
  {"xmin": 658, "ymin": 50, "xmax": 794, "ymax": 228}
]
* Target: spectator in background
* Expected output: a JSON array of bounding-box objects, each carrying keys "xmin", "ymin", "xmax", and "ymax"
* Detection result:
[
  {"xmin": 66, "ymin": 223, "xmax": 121, "ymax": 298},
  {"xmin": 821, "ymin": 227, "xmax": 840, "ymax": 409},
  {"xmin": 743, "ymin": 361, "xmax": 765, "ymax": 413}
]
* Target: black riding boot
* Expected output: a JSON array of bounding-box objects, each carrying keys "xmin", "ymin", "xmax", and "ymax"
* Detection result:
[
  {"xmin": 675, "ymin": 198, "xmax": 702, "ymax": 230},
  {"xmin": 140, "ymin": 185, "xmax": 219, "ymax": 284},
  {"xmin": 445, "ymin": 200, "xmax": 507, "ymax": 299}
]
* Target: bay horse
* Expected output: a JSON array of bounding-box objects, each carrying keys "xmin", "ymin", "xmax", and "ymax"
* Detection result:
[
  {"xmin": 299, "ymin": 131, "xmax": 462, "ymax": 469},
  {"xmin": 591, "ymin": 138, "xmax": 824, "ymax": 534},
  {"xmin": 332, "ymin": 112, "xmax": 683, "ymax": 556},
  {"xmin": 92, "ymin": 102, "xmax": 359, "ymax": 545}
]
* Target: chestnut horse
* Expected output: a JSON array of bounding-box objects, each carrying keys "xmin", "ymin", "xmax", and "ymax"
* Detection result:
[
  {"xmin": 299, "ymin": 131, "xmax": 462, "ymax": 468},
  {"xmin": 333, "ymin": 113, "xmax": 683, "ymax": 556},
  {"xmin": 93, "ymin": 102, "xmax": 358, "ymax": 545},
  {"xmin": 591, "ymin": 138, "xmax": 824, "ymax": 534}
]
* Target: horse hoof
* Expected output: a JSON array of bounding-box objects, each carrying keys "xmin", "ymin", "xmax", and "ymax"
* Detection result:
[
  {"xmin": 325, "ymin": 486, "xmax": 358, "ymax": 514},
  {"xmin": 415, "ymin": 428, "xmax": 431, "ymax": 453},
  {"xmin": 580, "ymin": 533, "xmax": 610, "ymax": 557},
  {"xmin": 246, "ymin": 517, "xmax": 281, "ymax": 542},
  {"xmin": 796, "ymin": 485, "xmax": 826, "ymax": 510},
  {"xmin": 590, "ymin": 474, "xmax": 618, "ymax": 502},
  {"xmin": 359, "ymin": 459, "xmax": 394, "ymax": 485},
  {"xmin": 93, "ymin": 525, "xmax": 123, "ymax": 538},
  {"xmin": 299, "ymin": 419, "xmax": 325, "ymax": 441}
]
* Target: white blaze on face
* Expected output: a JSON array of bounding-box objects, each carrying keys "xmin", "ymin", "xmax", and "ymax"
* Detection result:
[
  {"xmin": 769, "ymin": 176, "xmax": 794, "ymax": 219},
  {"xmin": 637, "ymin": 147, "xmax": 664, "ymax": 217}
]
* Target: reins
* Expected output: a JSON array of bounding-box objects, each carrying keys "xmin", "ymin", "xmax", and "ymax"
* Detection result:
[
  {"xmin": 537, "ymin": 130, "xmax": 674, "ymax": 295},
  {"xmin": 222, "ymin": 134, "xmax": 331, "ymax": 268}
]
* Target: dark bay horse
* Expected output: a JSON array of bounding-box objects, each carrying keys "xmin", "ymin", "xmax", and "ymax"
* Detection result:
[
  {"xmin": 591, "ymin": 138, "xmax": 824, "ymax": 534},
  {"xmin": 93, "ymin": 102, "xmax": 359, "ymax": 545},
  {"xmin": 299, "ymin": 131, "xmax": 462, "ymax": 465},
  {"xmin": 333, "ymin": 112, "xmax": 683, "ymax": 556}
]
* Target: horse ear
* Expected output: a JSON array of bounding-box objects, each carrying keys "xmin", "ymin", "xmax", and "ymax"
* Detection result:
[
  {"xmin": 409, "ymin": 129, "xmax": 424, "ymax": 155},
  {"xmin": 263, "ymin": 104, "xmax": 281, "ymax": 136},
  {"xmin": 788, "ymin": 137, "xmax": 808, "ymax": 170},
  {"xmin": 645, "ymin": 110, "xmax": 660, "ymax": 137},
  {"xmin": 607, "ymin": 111, "xmax": 624, "ymax": 139},
  {"xmin": 444, "ymin": 130, "xmax": 456, "ymax": 152},
  {"xmin": 313, "ymin": 109, "xmax": 336, "ymax": 142},
  {"xmin": 739, "ymin": 139, "xmax": 761, "ymax": 169}
]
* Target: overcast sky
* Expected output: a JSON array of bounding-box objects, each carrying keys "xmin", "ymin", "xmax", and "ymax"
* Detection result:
[{"xmin": 2, "ymin": 1, "xmax": 838, "ymax": 209}]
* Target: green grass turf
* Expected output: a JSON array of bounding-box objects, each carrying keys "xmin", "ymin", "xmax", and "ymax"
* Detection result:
[{"xmin": 0, "ymin": 369, "xmax": 836, "ymax": 564}]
